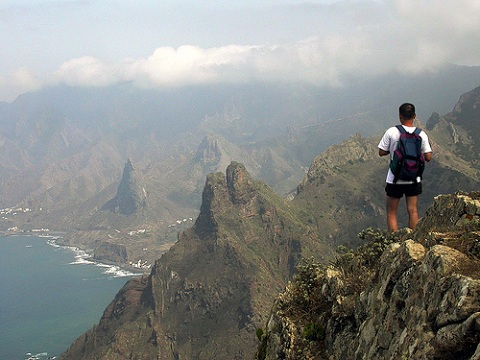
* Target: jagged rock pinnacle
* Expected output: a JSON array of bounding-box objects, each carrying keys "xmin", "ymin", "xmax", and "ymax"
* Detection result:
[
  {"xmin": 102, "ymin": 159, "xmax": 147, "ymax": 215},
  {"xmin": 194, "ymin": 134, "xmax": 222, "ymax": 166},
  {"xmin": 226, "ymin": 161, "xmax": 254, "ymax": 204}
]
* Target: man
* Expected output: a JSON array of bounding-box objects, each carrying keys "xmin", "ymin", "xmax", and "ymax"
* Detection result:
[{"xmin": 378, "ymin": 103, "xmax": 433, "ymax": 232}]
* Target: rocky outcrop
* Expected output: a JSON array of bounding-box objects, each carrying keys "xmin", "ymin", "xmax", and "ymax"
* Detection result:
[
  {"xmin": 61, "ymin": 162, "xmax": 330, "ymax": 360},
  {"xmin": 93, "ymin": 241, "xmax": 128, "ymax": 263},
  {"xmin": 299, "ymin": 134, "xmax": 377, "ymax": 186},
  {"xmin": 259, "ymin": 192, "xmax": 480, "ymax": 360},
  {"xmin": 102, "ymin": 159, "xmax": 147, "ymax": 215},
  {"xmin": 426, "ymin": 111, "xmax": 440, "ymax": 130},
  {"xmin": 194, "ymin": 134, "xmax": 223, "ymax": 166}
]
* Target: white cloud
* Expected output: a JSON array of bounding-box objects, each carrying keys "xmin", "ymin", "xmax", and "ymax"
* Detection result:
[
  {"xmin": 53, "ymin": 57, "xmax": 120, "ymax": 87},
  {"xmin": 1, "ymin": 0, "xmax": 480, "ymax": 102},
  {"xmin": 0, "ymin": 68, "xmax": 44, "ymax": 102},
  {"xmin": 50, "ymin": 39, "xmax": 379, "ymax": 90}
]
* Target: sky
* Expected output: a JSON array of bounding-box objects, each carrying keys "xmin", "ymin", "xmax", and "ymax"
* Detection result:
[{"xmin": 1, "ymin": 0, "xmax": 480, "ymax": 102}]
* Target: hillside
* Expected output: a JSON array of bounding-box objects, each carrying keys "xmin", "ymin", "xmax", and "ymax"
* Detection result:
[
  {"xmin": 258, "ymin": 191, "xmax": 480, "ymax": 359},
  {"xmin": 292, "ymin": 130, "xmax": 479, "ymax": 246},
  {"xmin": 60, "ymin": 162, "xmax": 331, "ymax": 360}
]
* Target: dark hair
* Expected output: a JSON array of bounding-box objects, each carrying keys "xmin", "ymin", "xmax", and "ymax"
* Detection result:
[{"xmin": 399, "ymin": 103, "xmax": 416, "ymax": 120}]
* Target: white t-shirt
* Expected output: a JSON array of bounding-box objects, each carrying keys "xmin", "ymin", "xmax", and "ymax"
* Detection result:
[{"xmin": 378, "ymin": 125, "xmax": 432, "ymax": 184}]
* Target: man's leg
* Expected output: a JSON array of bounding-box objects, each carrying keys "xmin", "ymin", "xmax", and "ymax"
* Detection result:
[
  {"xmin": 406, "ymin": 195, "xmax": 419, "ymax": 230},
  {"xmin": 386, "ymin": 196, "xmax": 401, "ymax": 232}
]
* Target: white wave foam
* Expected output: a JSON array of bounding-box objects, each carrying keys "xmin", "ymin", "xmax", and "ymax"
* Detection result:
[
  {"xmin": 95, "ymin": 263, "xmax": 111, "ymax": 268},
  {"xmin": 69, "ymin": 257, "xmax": 95, "ymax": 265},
  {"xmin": 42, "ymin": 235, "xmax": 141, "ymax": 278},
  {"xmin": 68, "ymin": 247, "xmax": 95, "ymax": 265},
  {"xmin": 101, "ymin": 265, "xmax": 140, "ymax": 278}
]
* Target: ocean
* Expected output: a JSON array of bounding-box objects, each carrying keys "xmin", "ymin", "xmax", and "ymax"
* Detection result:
[{"xmin": 0, "ymin": 235, "xmax": 140, "ymax": 360}]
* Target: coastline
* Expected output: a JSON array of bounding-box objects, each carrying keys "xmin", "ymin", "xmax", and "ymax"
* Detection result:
[
  {"xmin": 2, "ymin": 231, "xmax": 145, "ymax": 278},
  {"xmin": 46, "ymin": 236, "xmax": 145, "ymax": 278}
]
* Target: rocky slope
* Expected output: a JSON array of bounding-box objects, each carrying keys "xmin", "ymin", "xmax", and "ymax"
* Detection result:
[
  {"xmin": 60, "ymin": 162, "xmax": 331, "ymax": 360},
  {"xmin": 259, "ymin": 191, "xmax": 480, "ymax": 359},
  {"xmin": 292, "ymin": 129, "xmax": 479, "ymax": 247}
]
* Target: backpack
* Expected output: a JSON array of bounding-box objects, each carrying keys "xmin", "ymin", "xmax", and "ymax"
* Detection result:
[{"xmin": 390, "ymin": 125, "xmax": 425, "ymax": 183}]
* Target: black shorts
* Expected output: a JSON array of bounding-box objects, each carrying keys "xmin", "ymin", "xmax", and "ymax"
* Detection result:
[{"xmin": 385, "ymin": 182, "xmax": 422, "ymax": 198}]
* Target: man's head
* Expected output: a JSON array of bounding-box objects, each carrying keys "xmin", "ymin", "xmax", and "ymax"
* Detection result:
[{"xmin": 399, "ymin": 103, "xmax": 416, "ymax": 121}]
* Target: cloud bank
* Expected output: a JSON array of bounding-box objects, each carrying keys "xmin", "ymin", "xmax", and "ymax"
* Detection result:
[{"xmin": 1, "ymin": 0, "xmax": 480, "ymax": 102}]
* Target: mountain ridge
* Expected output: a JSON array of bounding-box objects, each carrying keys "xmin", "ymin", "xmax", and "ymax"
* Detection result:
[
  {"xmin": 3, "ymin": 66, "xmax": 480, "ymax": 229},
  {"xmin": 61, "ymin": 162, "xmax": 330, "ymax": 359},
  {"xmin": 58, "ymin": 81, "xmax": 480, "ymax": 359}
]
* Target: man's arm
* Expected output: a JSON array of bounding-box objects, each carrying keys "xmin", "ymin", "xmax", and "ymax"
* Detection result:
[
  {"xmin": 424, "ymin": 152, "xmax": 432, "ymax": 162},
  {"xmin": 379, "ymin": 149, "xmax": 390, "ymax": 157}
]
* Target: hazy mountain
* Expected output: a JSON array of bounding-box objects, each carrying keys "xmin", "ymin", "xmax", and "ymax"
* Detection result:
[
  {"xmin": 56, "ymin": 82, "xmax": 480, "ymax": 359},
  {"xmin": 61, "ymin": 162, "xmax": 332, "ymax": 360},
  {"xmin": 101, "ymin": 159, "xmax": 147, "ymax": 215},
  {"xmin": 1, "ymin": 65, "xmax": 480, "ymax": 261}
]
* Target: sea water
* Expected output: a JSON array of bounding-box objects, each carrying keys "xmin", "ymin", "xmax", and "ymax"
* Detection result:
[{"xmin": 0, "ymin": 235, "xmax": 140, "ymax": 360}]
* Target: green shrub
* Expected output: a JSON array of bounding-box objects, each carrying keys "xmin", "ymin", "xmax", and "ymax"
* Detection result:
[
  {"xmin": 256, "ymin": 327, "xmax": 264, "ymax": 341},
  {"xmin": 303, "ymin": 321, "xmax": 325, "ymax": 341}
]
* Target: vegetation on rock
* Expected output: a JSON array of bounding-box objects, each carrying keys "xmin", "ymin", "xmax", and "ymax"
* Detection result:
[{"xmin": 258, "ymin": 192, "xmax": 480, "ymax": 359}]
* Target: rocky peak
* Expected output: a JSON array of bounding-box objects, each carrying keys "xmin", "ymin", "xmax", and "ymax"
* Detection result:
[
  {"xmin": 258, "ymin": 191, "xmax": 480, "ymax": 360},
  {"xmin": 226, "ymin": 161, "xmax": 255, "ymax": 205},
  {"xmin": 194, "ymin": 133, "xmax": 222, "ymax": 166},
  {"xmin": 426, "ymin": 111, "xmax": 440, "ymax": 130},
  {"xmin": 62, "ymin": 161, "xmax": 329, "ymax": 360},
  {"xmin": 102, "ymin": 159, "xmax": 147, "ymax": 215},
  {"xmin": 195, "ymin": 162, "xmax": 259, "ymax": 236},
  {"xmin": 194, "ymin": 171, "xmax": 228, "ymax": 237}
]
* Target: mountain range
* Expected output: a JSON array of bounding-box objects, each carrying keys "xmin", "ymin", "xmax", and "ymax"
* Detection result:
[
  {"xmin": 57, "ymin": 81, "xmax": 480, "ymax": 358},
  {"xmin": 1, "ymin": 65, "xmax": 480, "ymax": 267}
]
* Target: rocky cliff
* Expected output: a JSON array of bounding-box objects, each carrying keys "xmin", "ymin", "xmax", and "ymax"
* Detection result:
[
  {"xmin": 61, "ymin": 162, "xmax": 330, "ymax": 360},
  {"xmin": 102, "ymin": 159, "xmax": 147, "ymax": 215},
  {"xmin": 93, "ymin": 241, "xmax": 129, "ymax": 263},
  {"xmin": 259, "ymin": 191, "xmax": 480, "ymax": 359}
]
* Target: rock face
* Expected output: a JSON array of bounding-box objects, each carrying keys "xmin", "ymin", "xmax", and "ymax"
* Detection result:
[
  {"xmin": 426, "ymin": 111, "xmax": 440, "ymax": 130},
  {"xmin": 258, "ymin": 192, "xmax": 480, "ymax": 360},
  {"xmin": 61, "ymin": 162, "xmax": 330, "ymax": 360},
  {"xmin": 433, "ymin": 85, "xmax": 480, "ymax": 166},
  {"xmin": 194, "ymin": 134, "xmax": 223, "ymax": 166},
  {"xmin": 93, "ymin": 241, "xmax": 128, "ymax": 263},
  {"xmin": 102, "ymin": 159, "xmax": 147, "ymax": 215}
]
